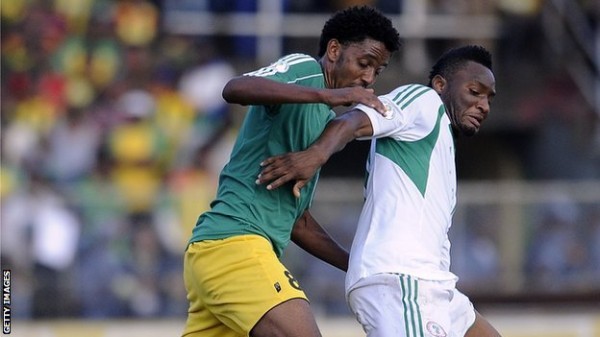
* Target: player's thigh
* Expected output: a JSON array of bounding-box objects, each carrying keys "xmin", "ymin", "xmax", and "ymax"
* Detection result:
[
  {"xmin": 250, "ymin": 298, "xmax": 321, "ymax": 337},
  {"xmin": 182, "ymin": 248, "xmax": 243, "ymax": 337},
  {"xmin": 348, "ymin": 274, "xmax": 455, "ymax": 337},
  {"xmin": 450, "ymin": 290, "xmax": 501, "ymax": 337},
  {"xmin": 449, "ymin": 290, "xmax": 476, "ymax": 337},
  {"xmin": 464, "ymin": 311, "xmax": 502, "ymax": 337},
  {"xmin": 185, "ymin": 235, "xmax": 311, "ymax": 336},
  {"xmin": 347, "ymin": 279, "xmax": 403, "ymax": 336},
  {"xmin": 347, "ymin": 274, "xmax": 422, "ymax": 337},
  {"xmin": 183, "ymin": 309, "xmax": 242, "ymax": 337}
]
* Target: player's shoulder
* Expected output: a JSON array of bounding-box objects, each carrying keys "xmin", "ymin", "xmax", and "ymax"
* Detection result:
[
  {"xmin": 380, "ymin": 83, "xmax": 443, "ymax": 130},
  {"xmin": 245, "ymin": 53, "xmax": 319, "ymax": 78},
  {"xmin": 273, "ymin": 53, "xmax": 319, "ymax": 73},
  {"xmin": 384, "ymin": 84, "xmax": 440, "ymax": 110},
  {"xmin": 279, "ymin": 53, "xmax": 317, "ymax": 64}
]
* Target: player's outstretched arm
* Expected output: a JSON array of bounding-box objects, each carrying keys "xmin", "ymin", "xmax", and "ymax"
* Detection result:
[
  {"xmin": 291, "ymin": 210, "xmax": 348, "ymax": 272},
  {"xmin": 257, "ymin": 109, "xmax": 373, "ymax": 197},
  {"xmin": 222, "ymin": 75, "xmax": 386, "ymax": 111}
]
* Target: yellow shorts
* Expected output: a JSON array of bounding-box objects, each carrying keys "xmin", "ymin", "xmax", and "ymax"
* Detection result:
[{"xmin": 181, "ymin": 234, "xmax": 308, "ymax": 337}]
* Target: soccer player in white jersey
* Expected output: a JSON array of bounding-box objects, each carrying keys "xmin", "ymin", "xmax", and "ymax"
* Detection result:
[{"xmin": 257, "ymin": 45, "xmax": 501, "ymax": 337}]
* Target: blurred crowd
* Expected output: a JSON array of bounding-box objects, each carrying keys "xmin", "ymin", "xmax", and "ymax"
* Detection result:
[
  {"xmin": 1, "ymin": 0, "xmax": 599, "ymax": 319},
  {"xmin": 1, "ymin": 0, "xmax": 236, "ymax": 318},
  {"xmin": 450, "ymin": 199, "xmax": 600, "ymax": 297}
]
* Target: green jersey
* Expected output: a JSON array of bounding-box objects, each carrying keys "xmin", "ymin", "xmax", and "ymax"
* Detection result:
[{"xmin": 189, "ymin": 53, "xmax": 335, "ymax": 257}]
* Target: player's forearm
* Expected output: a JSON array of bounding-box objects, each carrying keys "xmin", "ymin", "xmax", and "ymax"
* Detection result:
[
  {"xmin": 222, "ymin": 76, "xmax": 325, "ymax": 106},
  {"xmin": 307, "ymin": 109, "xmax": 373, "ymax": 165},
  {"xmin": 291, "ymin": 211, "xmax": 349, "ymax": 272}
]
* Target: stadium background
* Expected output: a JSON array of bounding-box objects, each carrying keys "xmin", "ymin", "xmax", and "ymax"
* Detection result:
[{"xmin": 1, "ymin": 0, "xmax": 599, "ymax": 336}]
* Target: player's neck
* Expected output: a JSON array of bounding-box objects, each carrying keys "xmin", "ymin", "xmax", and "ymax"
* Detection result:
[{"xmin": 319, "ymin": 59, "xmax": 333, "ymax": 89}]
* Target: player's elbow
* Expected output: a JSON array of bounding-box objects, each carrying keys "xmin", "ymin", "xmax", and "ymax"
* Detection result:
[
  {"xmin": 337, "ymin": 110, "xmax": 373, "ymax": 140},
  {"xmin": 291, "ymin": 211, "xmax": 312, "ymax": 242},
  {"xmin": 222, "ymin": 76, "xmax": 246, "ymax": 104}
]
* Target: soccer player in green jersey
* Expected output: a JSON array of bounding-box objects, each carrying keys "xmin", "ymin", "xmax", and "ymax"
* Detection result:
[
  {"xmin": 257, "ymin": 45, "xmax": 501, "ymax": 337},
  {"xmin": 181, "ymin": 6, "xmax": 401, "ymax": 337}
]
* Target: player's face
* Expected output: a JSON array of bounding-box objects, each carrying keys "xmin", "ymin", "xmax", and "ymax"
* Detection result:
[
  {"xmin": 329, "ymin": 38, "xmax": 390, "ymax": 89},
  {"xmin": 441, "ymin": 61, "xmax": 496, "ymax": 137}
]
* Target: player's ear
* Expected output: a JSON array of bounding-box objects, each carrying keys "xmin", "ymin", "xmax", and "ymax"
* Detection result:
[
  {"xmin": 326, "ymin": 39, "xmax": 342, "ymax": 62},
  {"xmin": 432, "ymin": 74, "xmax": 447, "ymax": 94}
]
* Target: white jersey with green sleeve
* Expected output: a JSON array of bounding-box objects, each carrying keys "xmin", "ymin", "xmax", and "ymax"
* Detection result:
[{"xmin": 346, "ymin": 84, "xmax": 459, "ymax": 292}]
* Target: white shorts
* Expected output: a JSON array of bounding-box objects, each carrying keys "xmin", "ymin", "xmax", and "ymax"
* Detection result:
[{"xmin": 347, "ymin": 273, "xmax": 476, "ymax": 337}]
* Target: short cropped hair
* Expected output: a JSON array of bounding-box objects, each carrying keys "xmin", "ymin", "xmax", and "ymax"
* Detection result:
[
  {"xmin": 318, "ymin": 6, "xmax": 401, "ymax": 57},
  {"xmin": 428, "ymin": 45, "xmax": 493, "ymax": 86}
]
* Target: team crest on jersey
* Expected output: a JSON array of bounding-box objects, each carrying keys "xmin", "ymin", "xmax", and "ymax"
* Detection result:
[
  {"xmin": 383, "ymin": 103, "xmax": 394, "ymax": 119},
  {"xmin": 426, "ymin": 321, "xmax": 447, "ymax": 337},
  {"xmin": 274, "ymin": 60, "xmax": 289, "ymax": 73}
]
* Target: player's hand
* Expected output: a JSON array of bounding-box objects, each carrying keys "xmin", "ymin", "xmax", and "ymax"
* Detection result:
[
  {"xmin": 256, "ymin": 150, "xmax": 323, "ymax": 198},
  {"xmin": 323, "ymin": 87, "xmax": 386, "ymax": 115}
]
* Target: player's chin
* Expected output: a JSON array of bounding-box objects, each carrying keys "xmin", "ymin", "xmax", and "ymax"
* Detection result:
[{"xmin": 460, "ymin": 124, "xmax": 479, "ymax": 137}]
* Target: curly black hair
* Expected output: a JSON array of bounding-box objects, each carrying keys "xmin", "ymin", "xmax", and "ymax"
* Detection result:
[
  {"xmin": 428, "ymin": 45, "xmax": 493, "ymax": 86},
  {"xmin": 318, "ymin": 6, "xmax": 401, "ymax": 57}
]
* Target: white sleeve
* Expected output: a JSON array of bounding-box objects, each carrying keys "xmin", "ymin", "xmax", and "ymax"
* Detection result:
[
  {"xmin": 355, "ymin": 95, "xmax": 408, "ymax": 140},
  {"xmin": 356, "ymin": 86, "xmax": 443, "ymax": 142}
]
